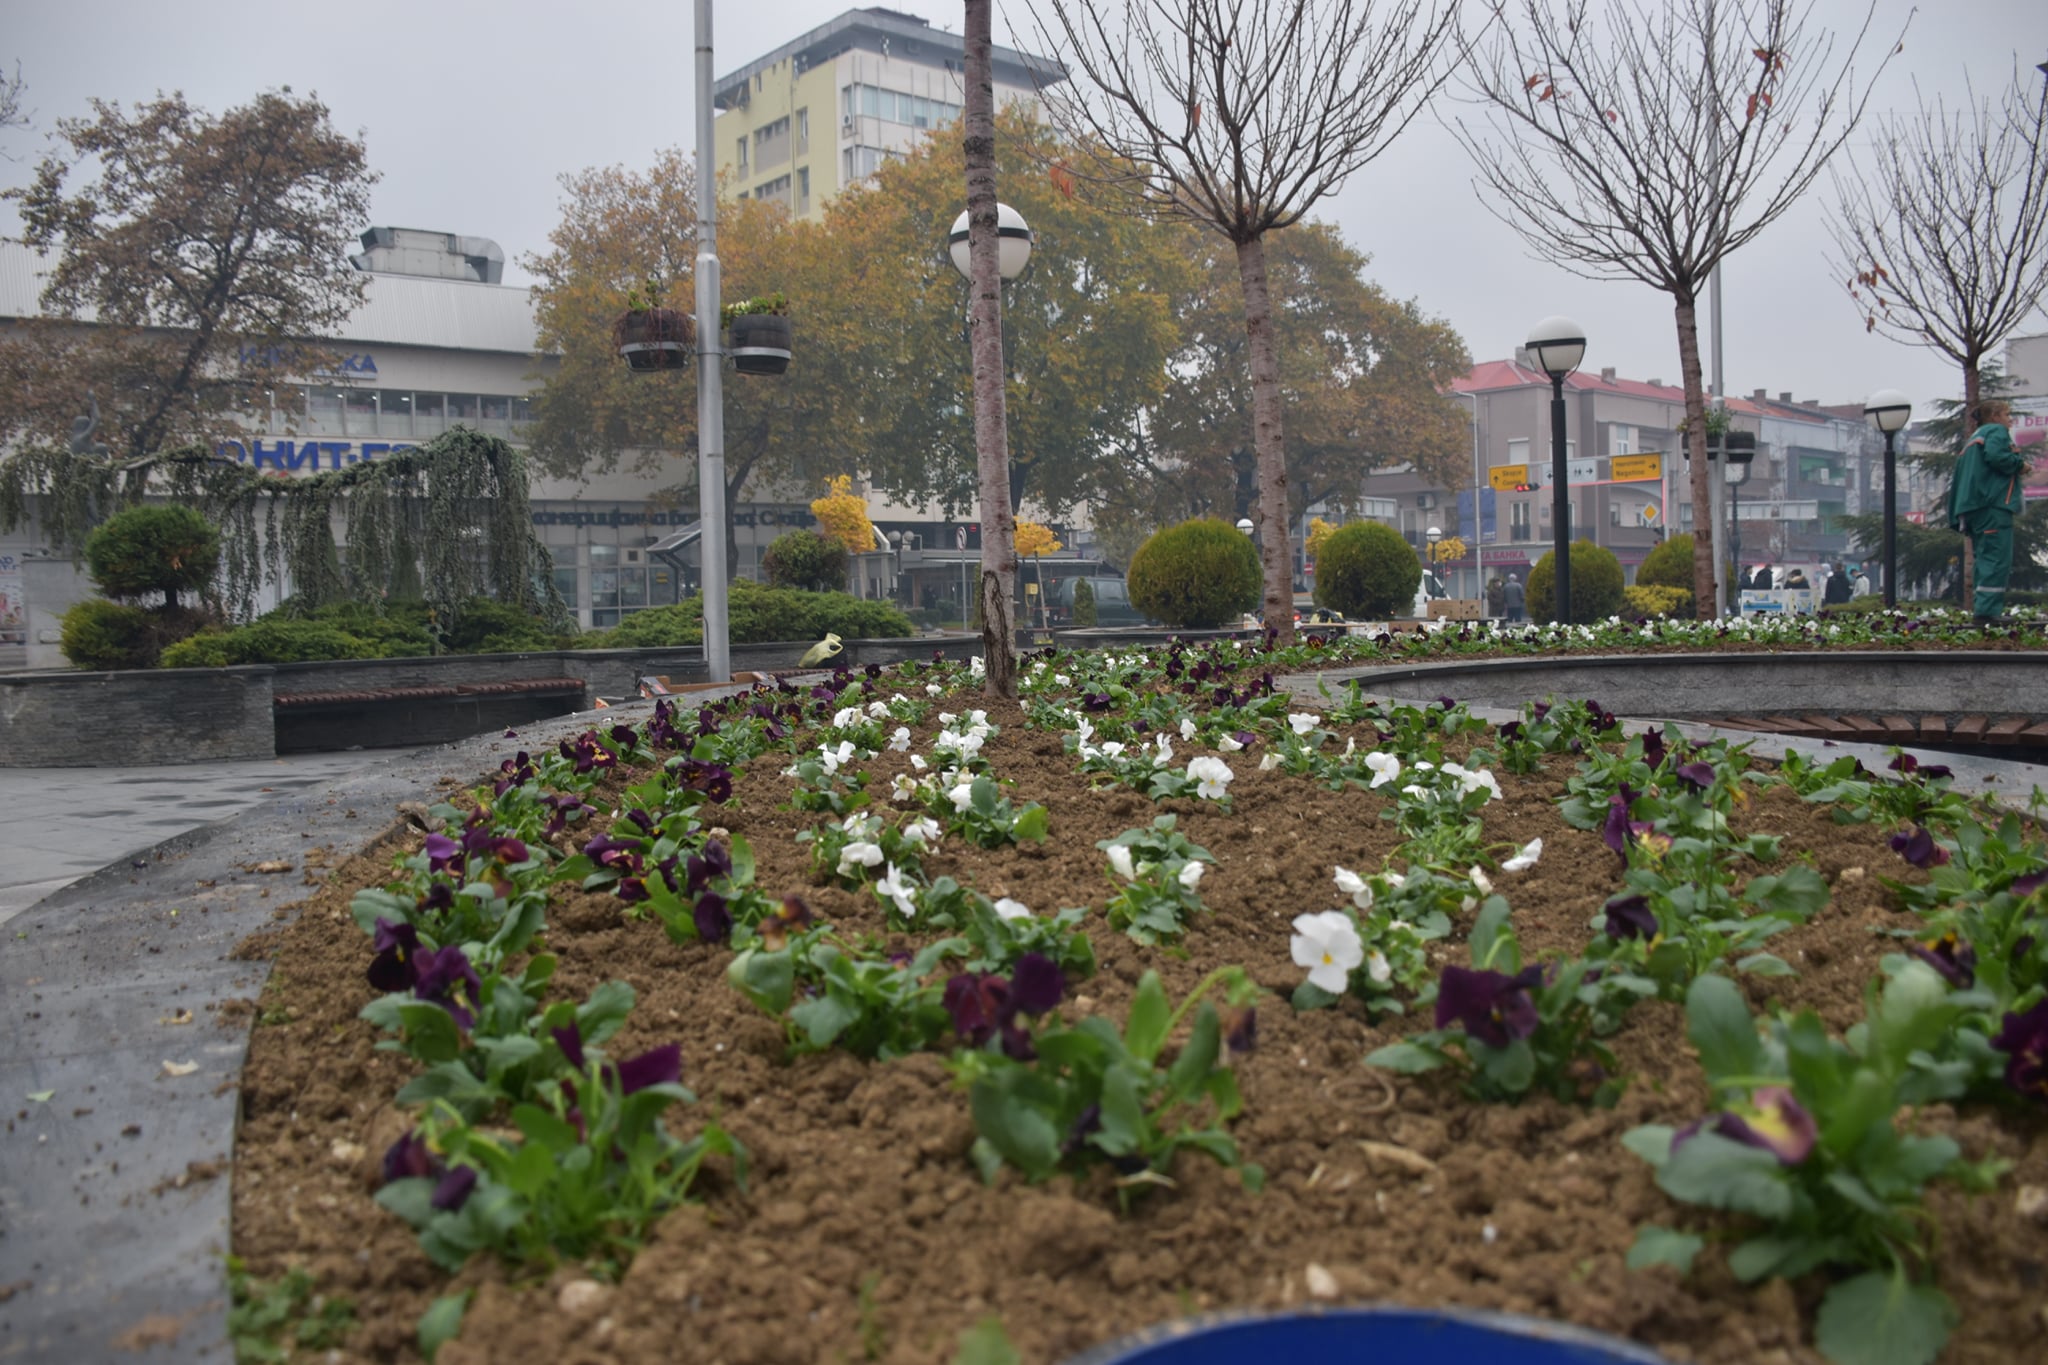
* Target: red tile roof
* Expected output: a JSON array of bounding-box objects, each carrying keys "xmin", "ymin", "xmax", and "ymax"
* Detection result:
[{"xmin": 1450, "ymin": 361, "xmax": 1812, "ymax": 424}]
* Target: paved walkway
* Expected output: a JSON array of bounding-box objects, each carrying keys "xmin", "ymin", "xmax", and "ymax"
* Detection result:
[{"xmin": 0, "ymin": 753, "xmax": 384, "ymax": 927}]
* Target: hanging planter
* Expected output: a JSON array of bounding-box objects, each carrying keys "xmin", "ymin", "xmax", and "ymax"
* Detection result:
[
  {"xmin": 613, "ymin": 306, "xmax": 694, "ymax": 373},
  {"xmin": 723, "ymin": 294, "xmax": 792, "ymax": 376}
]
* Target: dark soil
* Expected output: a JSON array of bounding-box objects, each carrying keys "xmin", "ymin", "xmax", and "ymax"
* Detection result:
[{"xmin": 229, "ymin": 697, "xmax": 2048, "ymax": 1365}]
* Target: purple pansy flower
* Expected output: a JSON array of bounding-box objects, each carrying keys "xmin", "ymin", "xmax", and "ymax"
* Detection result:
[
  {"xmin": 1434, "ymin": 964, "xmax": 1543, "ymax": 1048},
  {"xmin": 1675, "ymin": 1087, "xmax": 1817, "ymax": 1166},
  {"xmin": 422, "ymin": 832, "xmax": 462, "ymax": 871},
  {"xmin": 615, "ymin": 1043, "xmax": 682, "ymax": 1094},
  {"xmin": 367, "ymin": 918, "xmax": 423, "ymax": 992},
  {"xmin": 430, "ymin": 1165, "xmax": 479, "ymax": 1211},
  {"xmin": 382, "ymin": 1129, "xmax": 440, "ymax": 1183},
  {"xmin": 1602, "ymin": 893, "xmax": 1659, "ymax": 942},
  {"xmin": 1889, "ymin": 825, "xmax": 1950, "ymax": 869},
  {"xmin": 1905, "ymin": 932, "xmax": 1977, "ymax": 988},
  {"xmin": 1673, "ymin": 761, "xmax": 1716, "ymax": 792},
  {"xmin": 692, "ymin": 890, "xmax": 733, "ymax": 945},
  {"xmin": 1991, "ymin": 1000, "xmax": 2048, "ymax": 1104},
  {"xmin": 584, "ymin": 834, "xmax": 645, "ymax": 874},
  {"xmin": 410, "ymin": 944, "xmax": 482, "ymax": 1031}
]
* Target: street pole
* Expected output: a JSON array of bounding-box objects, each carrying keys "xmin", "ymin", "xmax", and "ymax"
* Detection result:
[
  {"xmin": 1550, "ymin": 374, "xmax": 1571, "ymax": 625},
  {"xmin": 694, "ymin": 0, "xmax": 730, "ymax": 682},
  {"xmin": 1468, "ymin": 391, "xmax": 1484, "ymax": 603},
  {"xmin": 1883, "ymin": 427, "xmax": 1898, "ymax": 609}
]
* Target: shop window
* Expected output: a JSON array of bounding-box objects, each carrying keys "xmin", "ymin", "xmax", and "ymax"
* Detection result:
[
  {"xmin": 552, "ymin": 566, "xmax": 579, "ymax": 607},
  {"xmin": 509, "ymin": 396, "xmax": 534, "ymax": 424},
  {"xmin": 378, "ymin": 391, "xmax": 412, "ymax": 438},
  {"xmin": 448, "ymin": 394, "xmax": 479, "ymax": 422},
  {"xmin": 343, "ymin": 388, "xmax": 376, "ymax": 433},
  {"xmin": 480, "ymin": 395, "xmax": 511, "ymax": 422}
]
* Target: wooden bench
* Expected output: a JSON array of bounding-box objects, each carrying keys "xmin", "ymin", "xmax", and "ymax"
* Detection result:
[{"xmin": 273, "ymin": 677, "xmax": 588, "ymax": 752}]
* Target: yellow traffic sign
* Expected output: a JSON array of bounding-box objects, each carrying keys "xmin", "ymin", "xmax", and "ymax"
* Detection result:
[
  {"xmin": 1489, "ymin": 464, "xmax": 1529, "ymax": 491},
  {"xmin": 1611, "ymin": 454, "xmax": 1663, "ymax": 482}
]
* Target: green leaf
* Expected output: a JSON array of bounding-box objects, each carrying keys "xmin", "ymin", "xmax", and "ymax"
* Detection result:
[
  {"xmin": 1165, "ymin": 1005, "xmax": 1221, "ymax": 1101},
  {"xmin": 727, "ymin": 948, "xmax": 794, "ymax": 1017},
  {"xmin": 1735, "ymin": 953, "xmax": 1797, "ymax": 978},
  {"xmin": 1096, "ymin": 1064, "xmax": 1147, "ymax": 1156},
  {"xmin": 511, "ymin": 1103, "xmax": 580, "ymax": 1154},
  {"xmin": 790, "ymin": 992, "xmax": 861, "ymax": 1048},
  {"xmin": 1813, "ymin": 1271, "xmax": 1955, "ymax": 1365},
  {"xmin": 500, "ymin": 1140, "xmax": 554, "ymax": 1198},
  {"xmin": 954, "ymin": 1317, "xmax": 1021, "ymax": 1365},
  {"xmin": 417, "ymin": 1290, "xmax": 473, "ymax": 1363},
  {"xmin": 1124, "ymin": 972, "xmax": 1171, "ymax": 1063},
  {"xmin": 1727, "ymin": 1232, "xmax": 1832, "ymax": 1284},
  {"xmin": 1012, "ymin": 804, "xmax": 1049, "ymax": 842},
  {"xmin": 1741, "ymin": 864, "xmax": 1830, "ymax": 921},
  {"xmin": 394, "ymin": 1003, "xmax": 463, "ymax": 1063},
  {"xmin": 1620, "ymin": 1124, "xmax": 1676, "ymax": 1167},
  {"xmin": 1468, "ymin": 897, "xmax": 1517, "ymax": 972},
  {"xmin": 576, "ymin": 980, "xmax": 637, "ymax": 1044},
  {"xmin": 1625, "ymin": 1225, "xmax": 1703, "ymax": 1275},
  {"xmin": 727, "ymin": 833, "xmax": 756, "ymax": 887},
  {"xmin": 1362, "ymin": 1041, "xmax": 1446, "ymax": 1074},
  {"xmin": 1685, "ymin": 975, "xmax": 1763, "ymax": 1083},
  {"xmin": 1292, "ymin": 981, "xmax": 1341, "ymax": 1012},
  {"xmin": 1655, "ymin": 1132, "xmax": 1793, "ymax": 1220},
  {"xmin": 1476, "ymin": 1038, "xmax": 1535, "ymax": 1094},
  {"xmin": 969, "ymin": 1080, "xmax": 1060, "ymax": 1179},
  {"xmin": 970, "ymin": 775, "xmax": 999, "ymax": 815}
]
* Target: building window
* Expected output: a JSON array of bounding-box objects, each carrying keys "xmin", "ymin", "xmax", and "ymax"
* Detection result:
[
  {"xmin": 796, "ymin": 108, "xmax": 808, "ymax": 154},
  {"xmin": 797, "ymin": 167, "xmax": 810, "ymax": 215},
  {"xmin": 448, "ymin": 394, "xmax": 479, "ymax": 422},
  {"xmin": 1612, "ymin": 424, "xmax": 1634, "ymax": 455},
  {"xmin": 842, "ymin": 85, "xmax": 853, "ymax": 117},
  {"xmin": 753, "ymin": 174, "xmax": 791, "ymax": 201},
  {"xmin": 737, "ymin": 137, "xmax": 748, "ymax": 175},
  {"xmin": 1507, "ymin": 437, "xmax": 1530, "ymax": 470}
]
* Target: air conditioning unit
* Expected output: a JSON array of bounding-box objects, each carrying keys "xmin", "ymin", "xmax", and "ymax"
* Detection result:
[
  {"xmin": 1415, "ymin": 492, "xmax": 1437, "ymax": 510},
  {"xmin": 842, "ymin": 115, "xmax": 857, "ymax": 132},
  {"xmin": 624, "ymin": 548, "xmax": 644, "ymax": 566}
]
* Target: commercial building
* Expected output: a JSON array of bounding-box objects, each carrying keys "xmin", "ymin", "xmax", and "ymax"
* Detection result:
[
  {"xmin": 1354, "ymin": 355, "xmax": 1924, "ymax": 599},
  {"xmin": 713, "ymin": 5, "xmax": 1061, "ymax": 219}
]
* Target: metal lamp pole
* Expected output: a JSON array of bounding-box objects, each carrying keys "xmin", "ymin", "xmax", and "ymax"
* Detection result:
[
  {"xmin": 1527, "ymin": 317, "xmax": 1586, "ymax": 625},
  {"xmin": 1864, "ymin": 390, "xmax": 1912, "ymax": 609},
  {"xmin": 693, "ymin": 0, "xmax": 729, "ymax": 681}
]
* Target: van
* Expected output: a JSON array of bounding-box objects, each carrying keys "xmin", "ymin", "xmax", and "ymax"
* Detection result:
[{"xmin": 1044, "ymin": 575, "xmax": 1151, "ymax": 627}]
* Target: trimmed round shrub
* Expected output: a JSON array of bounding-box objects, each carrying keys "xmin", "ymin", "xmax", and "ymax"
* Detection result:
[
  {"xmin": 1126, "ymin": 518, "xmax": 1261, "ymax": 629},
  {"xmin": 1528, "ymin": 539, "xmax": 1627, "ymax": 623},
  {"xmin": 762, "ymin": 530, "xmax": 850, "ymax": 594},
  {"xmin": 60, "ymin": 599, "xmax": 158, "ymax": 670},
  {"xmin": 158, "ymin": 631, "xmax": 233, "ymax": 669},
  {"xmin": 1314, "ymin": 521, "xmax": 1421, "ymax": 620},
  {"xmin": 1635, "ymin": 533, "xmax": 1697, "ymax": 617},
  {"xmin": 188, "ymin": 618, "xmax": 387, "ymax": 664},
  {"xmin": 1622, "ymin": 584, "xmax": 1691, "ymax": 619},
  {"xmin": 83, "ymin": 504, "xmax": 220, "ymax": 608}
]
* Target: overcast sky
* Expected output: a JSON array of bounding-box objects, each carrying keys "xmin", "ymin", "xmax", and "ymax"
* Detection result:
[{"xmin": 3, "ymin": 0, "xmax": 2045, "ymax": 414}]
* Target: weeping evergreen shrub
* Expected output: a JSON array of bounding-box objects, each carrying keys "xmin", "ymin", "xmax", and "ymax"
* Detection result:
[
  {"xmin": 1072, "ymin": 577, "xmax": 1098, "ymax": 627},
  {"xmin": 1126, "ymin": 518, "xmax": 1261, "ymax": 628}
]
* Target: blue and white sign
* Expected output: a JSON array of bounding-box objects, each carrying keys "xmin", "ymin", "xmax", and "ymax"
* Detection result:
[{"xmin": 216, "ymin": 439, "xmax": 416, "ymax": 471}]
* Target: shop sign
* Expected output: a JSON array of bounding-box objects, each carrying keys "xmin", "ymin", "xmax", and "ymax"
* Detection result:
[
  {"xmin": 237, "ymin": 345, "xmax": 379, "ymax": 377},
  {"xmin": 216, "ymin": 438, "xmax": 415, "ymax": 471}
]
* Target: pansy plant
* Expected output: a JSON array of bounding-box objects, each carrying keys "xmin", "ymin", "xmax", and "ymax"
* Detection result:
[
  {"xmin": 1367, "ymin": 898, "xmax": 1648, "ymax": 1106},
  {"xmin": 727, "ymin": 927, "xmax": 970, "ymax": 1060},
  {"xmin": 1098, "ymin": 816, "xmax": 1217, "ymax": 945},
  {"xmin": 956, "ymin": 967, "xmax": 1265, "ymax": 1207},
  {"xmin": 1288, "ymin": 867, "xmax": 1441, "ymax": 1014},
  {"xmin": 1623, "ymin": 972, "xmax": 2006, "ymax": 1365},
  {"xmin": 921, "ymin": 772, "xmax": 1050, "ymax": 850}
]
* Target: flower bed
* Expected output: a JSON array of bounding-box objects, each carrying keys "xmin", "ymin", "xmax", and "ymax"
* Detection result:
[{"xmin": 229, "ymin": 637, "xmax": 2048, "ymax": 1365}]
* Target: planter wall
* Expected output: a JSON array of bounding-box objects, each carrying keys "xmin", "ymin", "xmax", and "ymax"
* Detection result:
[{"xmin": 0, "ymin": 665, "xmax": 276, "ymax": 766}]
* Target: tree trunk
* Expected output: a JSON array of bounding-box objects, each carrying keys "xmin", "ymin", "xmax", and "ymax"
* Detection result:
[
  {"xmin": 1961, "ymin": 359, "xmax": 1980, "ymax": 605},
  {"xmin": 963, "ymin": 0, "xmax": 1016, "ymax": 696},
  {"xmin": 1234, "ymin": 234, "xmax": 1296, "ymax": 644},
  {"xmin": 1673, "ymin": 293, "xmax": 1718, "ymax": 619}
]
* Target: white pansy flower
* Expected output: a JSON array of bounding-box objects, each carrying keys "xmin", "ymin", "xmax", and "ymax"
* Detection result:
[
  {"xmin": 874, "ymin": 863, "xmax": 918, "ymax": 917},
  {"xmin": 1107, "ymin": 844, "xmax": 1137, "ymax": 880},
  {"xmin": 1469, "ymin": 867, "xmax": 1494, "ymax": 896},
  {"xmin": 1259, "ymin": 752, "xmax": 1284, "ymax": 771},
  {"xmin": 1333, "ymin": 866, "xmax": 1373, "ymax": 912},
  {"xmin": 1073, "ymin": 717, "xmax": 1095, "ymax": 743},
  {"xmin": 1153, "ymin": 735, "xmax": 1174, "ymax": 767},
  {"xmin": 1502, "ymin": 838, "xmax": 1542, "ymax": 873},
  {"xmin": 887, "ymin": 726, "xmax": 912, "ymax": 752},
  {"xmin": 1342, "ymin": 736, "xmax": 1356, "ymax": 757},
  {"xmin": 1288, "ymin": 712, "xmax": 1319, "ymax": 736},
  {"xmin": 837, "ymin": 841, "xmax": 884, "ymax": 877},
  {"xmin": 1384, "ymin": 871, "xmax": 1407, "ymax": 889},
  {"xmin": 890, "ymin": 773, "xmax": 921, "ymax": 803},
  {"xmin": 1363, "ymin": 752, "xmax": 1402, "ymax": 789},
  {"xmin": 1180, "ymin": 717, "xmax": 1197, "ymax": 741},
  {"xmin": 1098, "ymin": 741, "xmax": 1126, "ymax": 760},
  {"xmin": 926, "ymin": 683, "xmax": 943, "ymax": 696},
  {"xmin": 1054, "ymin": 673, "xmax": 1071, "ymax": 687},
  {"xmin": 1178, "ymin": 861, "xmax": 1206, "ymax": 891},
  {"xmin": 819, "ymin": 740, "xmax": 857, "ymax": 774},
  {"xmin": 1187, "ymin": 756, "xmax": 1234, "ymax": 801},
  {"xmin": 909, "ymin": 753, "xmax": 929, "ymax": 772},
  {"xmin": 832, "ymin": 706, "xmax": 863, "ymax": 729},
  {"xmin": 1412, "ymin": 760, "xmax": 1436, "ymax": 772},
  {"xmin": 867, "ymin": 700, "xmax": 891, "ymax": 718},
  {"xmin": 938, "ymin": 711, "xmax": 958, "ymax": 726},
  {"xmin": 1218, "ymin": 734, "xmax": 1245, "ymax": 752},
  {"xmin": 1365, "ymin": 950, "xmax": 1393, "ymax": 987},
  {"xmin": 970, "ymin": 656, "xmax": 986, "ymax": 677},
  {"xmin": 993, "ymin": 897, "xmax": 1033, "ymax": 921},
  {"xmin": 1400, "ymin": 784, "xmax": 1428, "ymax": 800},
  {"xmin": 901, "ymin": 816, "xmax": 941, "ymax": 845},
  {"xmin": 1291, "ymin": 911, "xmax": 1364, "ymax": 994},
  {"xmin": 947, "ymin": 782, "xmax": 976, "ymax": 813}
]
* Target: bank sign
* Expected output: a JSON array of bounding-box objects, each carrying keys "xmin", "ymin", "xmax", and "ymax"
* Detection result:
[{"xmin": 216, "ymin": 438, "xmax": 416, "ymax": 470}]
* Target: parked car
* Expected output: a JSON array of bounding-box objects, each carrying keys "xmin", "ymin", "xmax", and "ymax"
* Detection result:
[
  {"xmin": 1044, "ymin": 575, "xmax": 1152, "ymax": 627},
  {"xmin": 1411, "ymin": 569, "xmax": 1447, "ymax": 619}
]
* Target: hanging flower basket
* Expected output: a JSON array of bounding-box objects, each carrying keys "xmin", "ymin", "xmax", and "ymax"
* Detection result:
[
  {"xmin": 728, "ymin": 313, "xmax": 793, "ymax": 376},
  {"xmin": 613, "ymin": 307, "xmax": 694, "ymax": 373}
]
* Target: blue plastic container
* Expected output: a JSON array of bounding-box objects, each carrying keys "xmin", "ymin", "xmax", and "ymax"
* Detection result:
[{"xmin": 1067, "ymin": 1307, "xmax": 1674, "ymax": 1365}]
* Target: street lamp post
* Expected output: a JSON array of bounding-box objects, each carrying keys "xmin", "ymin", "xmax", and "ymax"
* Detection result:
[
  {"xmin": 1864, "ymin": 389, "xmax": 1912, "ymax": 609},
  {"xmin": 948, "ymin": 201, "xmax": 1034, "ymax": 645},
  {"xmin": 1725, "ymin": 455, "xmax": 1753, "ymax": 608},
  {"xmin": 1527, "ymin": 317, "xmax": 1587, "ymax": 624},
  {"xmin": 692, "ymin": 0, "xmax": 730, "ymax": 681}
]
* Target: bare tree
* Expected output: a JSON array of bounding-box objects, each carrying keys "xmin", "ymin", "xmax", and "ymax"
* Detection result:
[
  {"xmin": 1830, "ymin": 65, "xmax": 2048, "ymax": 427},
  {"xmin": 1031, "ymin": 0, "xmax": 1459, "ymax": 642},
  {"xmin": 962, "ymin": 0, "xmax": 1023, "ymax": 696},
  {"xmin": 1455, "ymin": 0, "xmax": 1892, "ymax": 617},
  {"xmin": 0, "ymin": 61, "xmax": 28, "ymax": 145}
]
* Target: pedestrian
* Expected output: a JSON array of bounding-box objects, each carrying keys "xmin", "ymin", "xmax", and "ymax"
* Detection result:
[
  {"xmin": 1853, "ymin": 564, "xmax": 1871, "ymax": 597},
  {"xmin": 1946, "ymin": 398, "xmax": 2025, "ymax": 622},
  {"xmin": 1503, "ymin": 571, "xmax": 1526, "ymax": 622},
  {"xmin": 1784, "ymin": 567, "xmax": 1810, "ymax": 590},
  {"xmin": 1823, "ymin": 561, "xmax": 1852, "ymax": 606}
]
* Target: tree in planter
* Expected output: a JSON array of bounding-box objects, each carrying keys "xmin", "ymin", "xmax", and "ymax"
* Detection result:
[
  {"xmin": 1314, "ymin": 520, "xmax": 1420, "ymax": 620},
  {"xmin": 762, "ymin": 529, "xmax": 851, "ymax": 594},
  {"xmin": 1455, "ymin": 0, "xmax": 1895, "ymax": 618},
  {"xmin": 60, "ymin": 504, "xmax": 222, "ymax": 669},
  {"xmin": 1072, "ymin": 576, "xmax": 1098, "ymax": 628},
  {"xmin": 1034, "ymin": 0, "xmax": 1460, "ymax": 643},
  {"xmin": 1528, "ymin": 540, "xmax": 1626, "ymax": 624}
]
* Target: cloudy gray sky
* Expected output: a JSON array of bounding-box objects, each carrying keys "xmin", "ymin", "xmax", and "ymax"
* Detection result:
[{"xmin": 3, "ymin": 0, "xmax": 2045, "ymax": 413}]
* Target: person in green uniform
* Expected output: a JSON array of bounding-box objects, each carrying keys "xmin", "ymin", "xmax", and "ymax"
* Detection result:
[{"xmin": 1947, "ymin": 399, "xmax": 2025, "ymax": 621}]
